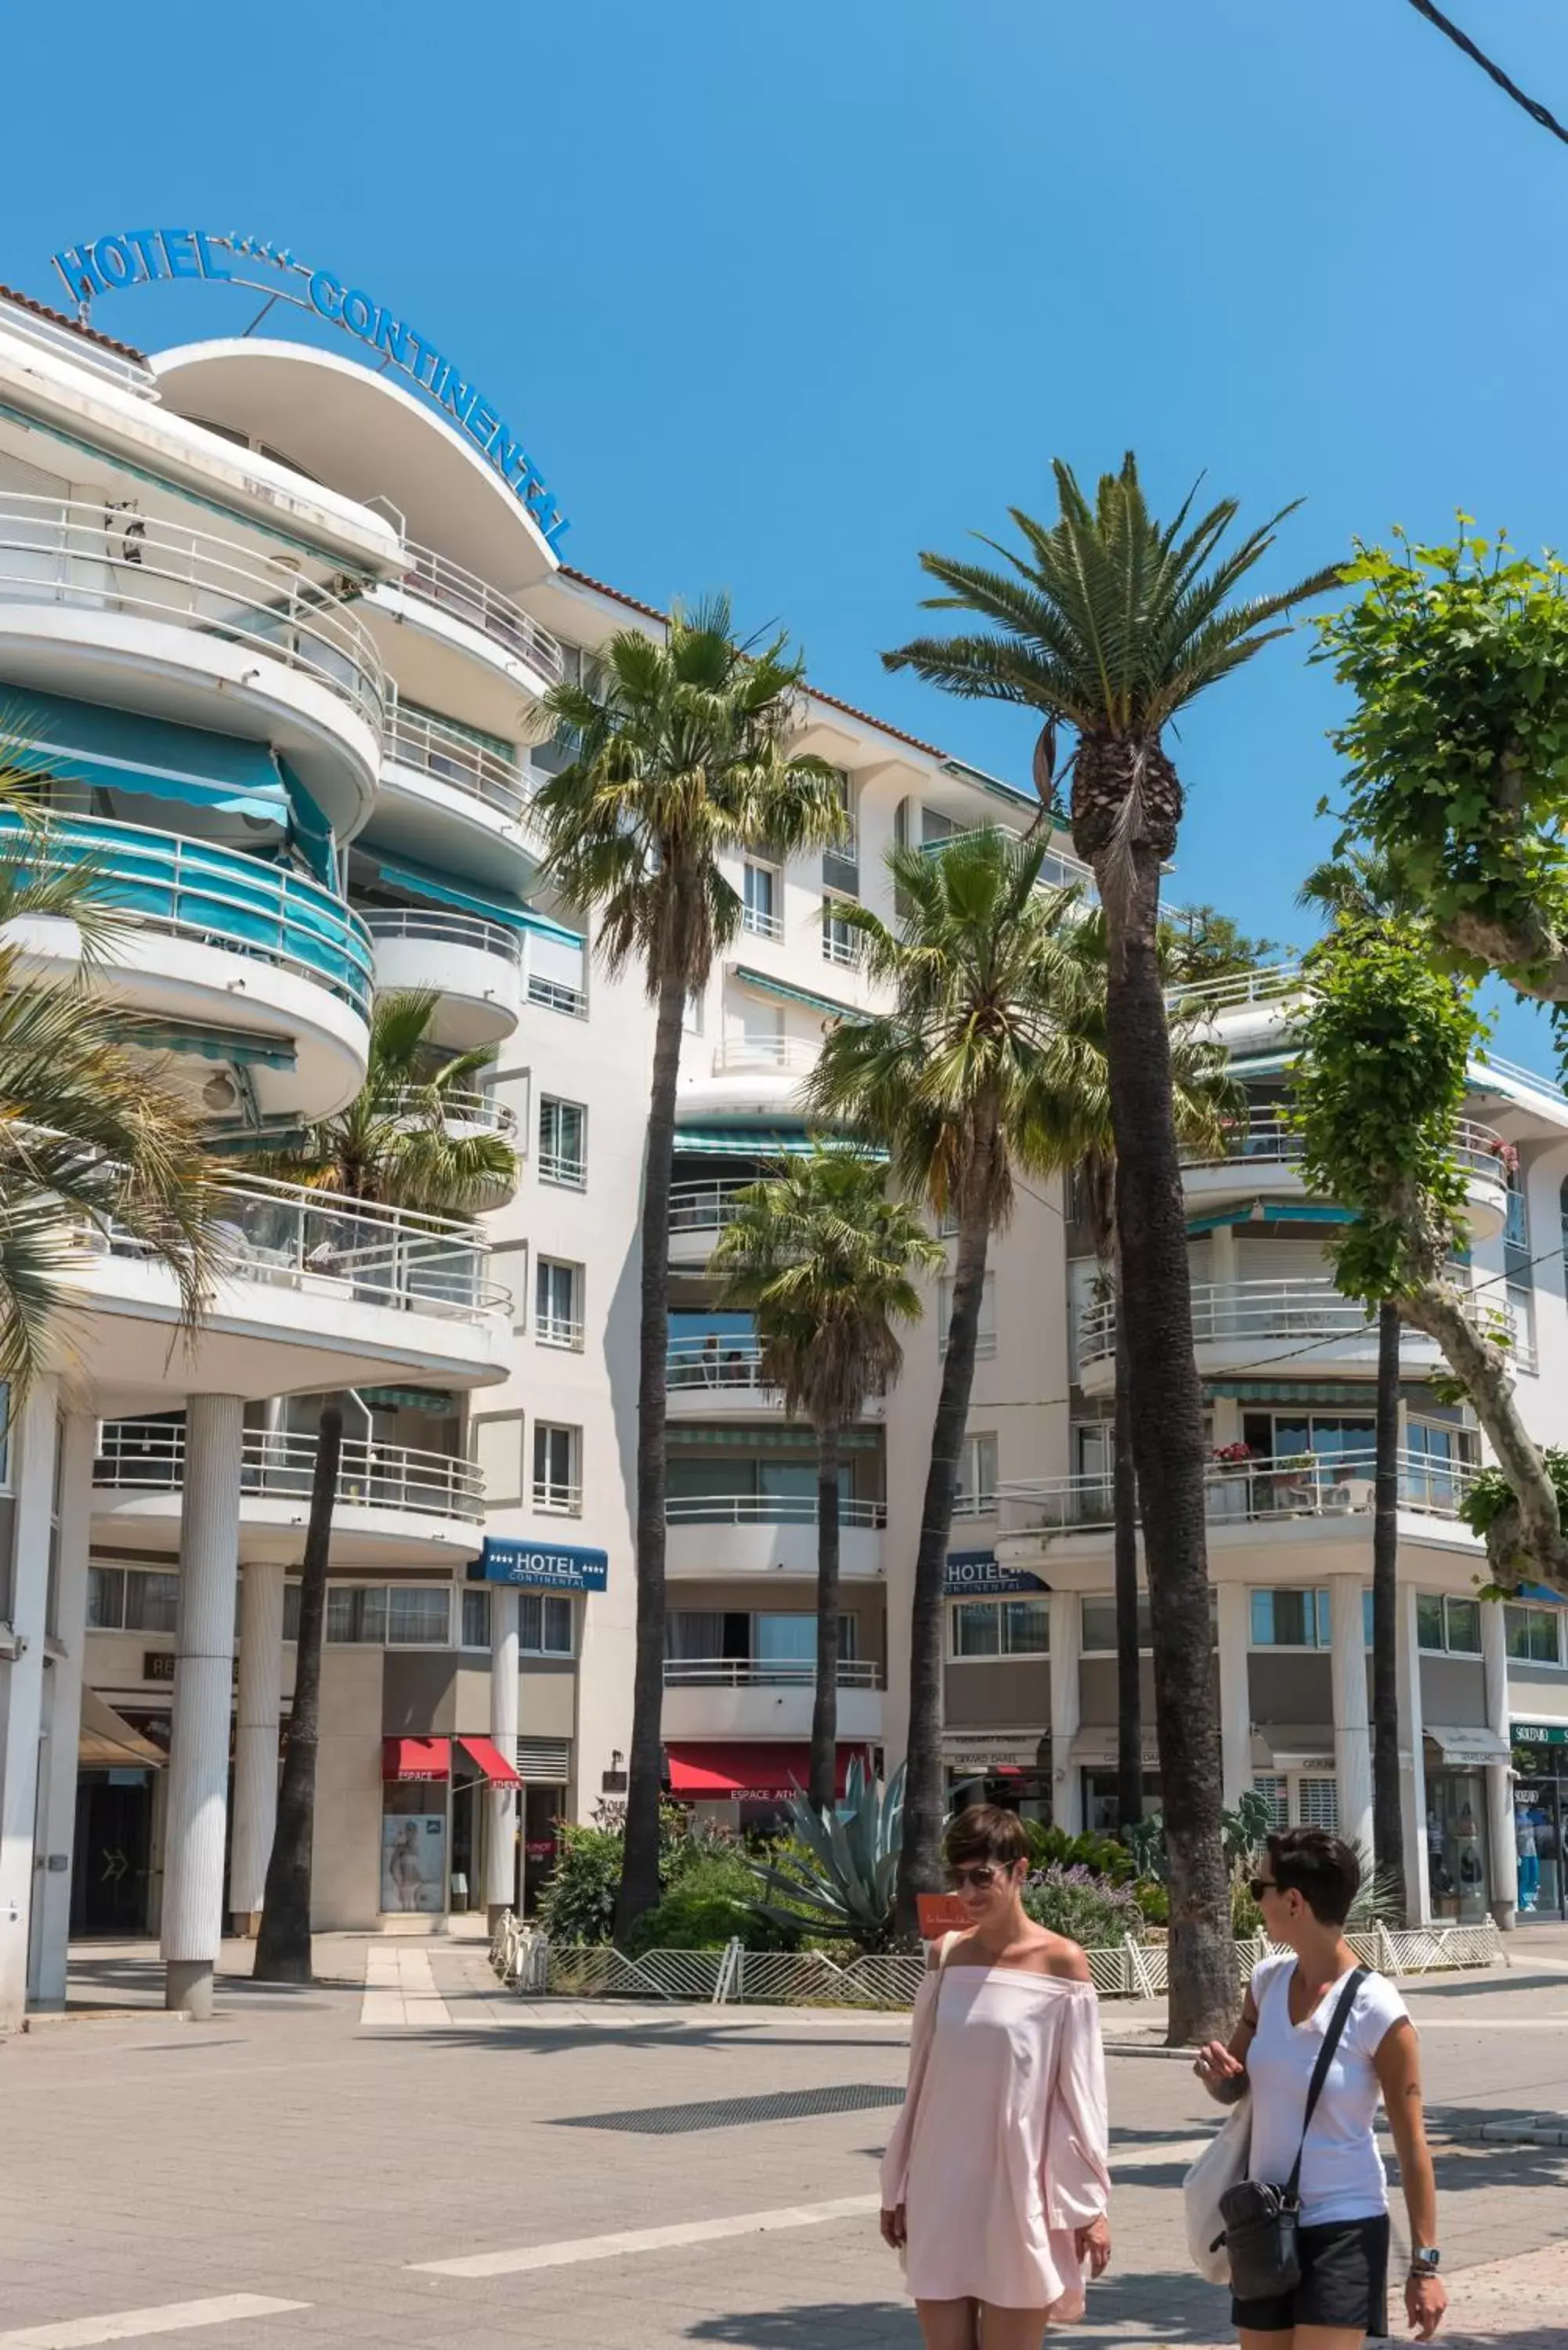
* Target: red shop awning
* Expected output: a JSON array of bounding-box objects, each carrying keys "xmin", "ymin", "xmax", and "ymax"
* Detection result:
[
  {"xmin": 454, "ymin": 1734, "xmax": 522, "ymax": 1788},
  {"xmin": 383, "ymin": 1736, "xmax": 450, "ymax": 1782},
  {"xmin": 665, "ymin": 1741, "xmax": 869, "ymax": 1801}
]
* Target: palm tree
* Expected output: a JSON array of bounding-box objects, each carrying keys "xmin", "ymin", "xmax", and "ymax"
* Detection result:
[
  {"xmin": 710, "ymin": 1147, "xmax": 944, "ymax": 1810},
  {"xmin": 805, "ymin": 827, "xmax": 1086, "ymax": 1936},
  {"xmin": 253, "ymin": 991, "xmax": 518, "ymax": 1981},
  {"xmin": 533, "ymin": 598, "xmax": 847, "ymax": 1932},
  {"xmin": 880, "ymin": 455, "xmax": 1335, "ymax": 2039}
]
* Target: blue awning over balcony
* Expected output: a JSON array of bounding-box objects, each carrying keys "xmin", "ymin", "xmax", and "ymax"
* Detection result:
[
  {"xmin": 372, "ymin": 850, "xmax": 583, "ymax": 948},
  {"xmin": 279, "ymin": 759, "xmax": 336, "ymax": 890},
  {"xmin": 730, "ymin": 964, "xmax": 860, "ymax": 1021},
  {"xmin": 8, "ymin": 689, "xmax": 289, "ymax": 824},
  {"xmin": 673, "ymin": 1126, "xmax": 887, "ymax": 1162}
]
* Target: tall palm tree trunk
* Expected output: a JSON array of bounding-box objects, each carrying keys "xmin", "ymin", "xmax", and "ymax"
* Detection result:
[
  {"xmin": 1372, "ymin": 1302, "xmax": 1407, "ymax": 1918},
  {"xmin": 253, "ymin": 1401, "xmax": 343, "ymax": 1983},
  {"xmin": 1112, "ymin": 1290, "xmax": 1143, "ymax": 1831},
  {"xmin": 895, "ymin": 1124, "xmax": 997, "ymax": 1941},
  {"xmin": 616, "ymin": 964, "xmax": 687, "ymax": 1936},
  {"xmin": 1096, "ymin": 844, "xmax": 1230, "ymax": 2044},
  {"xmin": 808, "ymin": 1423, "xmax": 843, "ymax": 1814}
]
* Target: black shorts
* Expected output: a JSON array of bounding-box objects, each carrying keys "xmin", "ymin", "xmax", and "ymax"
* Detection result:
[{"xmin": 1230, "ymin": 2213, "xmax": 1391, "ymax": 2337}]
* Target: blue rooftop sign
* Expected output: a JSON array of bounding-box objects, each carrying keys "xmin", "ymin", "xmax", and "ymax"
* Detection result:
[
  {"xmin": 943, "ymin": 1550, "xmax": 1048, "ymax": 1596},
  {"xmin": 471, "ymin": 1538, "xmax": 609, "ymax": 1592},
  {"xmin": 48, "ymin": 228, "xmax": 568, "ymax": 548}
]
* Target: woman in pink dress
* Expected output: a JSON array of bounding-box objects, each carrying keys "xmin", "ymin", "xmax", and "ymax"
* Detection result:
[{"xmin": 880, "ymin": 1805, "xmax": 1113, "ymax": 2350}]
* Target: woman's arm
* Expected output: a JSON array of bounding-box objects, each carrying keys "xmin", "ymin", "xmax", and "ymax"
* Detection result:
[
  {"xmin": 1374, "ymin": 2018, "xmax": 1447, "ymax": 2342},
  {"xmin": 1046, "ymin": 1988, "xmax": 1113, "ymax": 2273},
  {"xmin": 1193, "ymin": 1990, "xmax": 1257, "ymax": 2104}
]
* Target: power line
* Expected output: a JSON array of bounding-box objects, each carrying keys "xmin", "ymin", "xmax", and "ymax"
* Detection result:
[{"xmin": 1402, "ymin": 0, "xmax": 1568, "ymax": 150}]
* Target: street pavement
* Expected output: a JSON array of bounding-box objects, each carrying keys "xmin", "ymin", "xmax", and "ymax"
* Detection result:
[{"xmin": 5, "ymin": 1935, "xmax": 1568, "ymax": 2350}]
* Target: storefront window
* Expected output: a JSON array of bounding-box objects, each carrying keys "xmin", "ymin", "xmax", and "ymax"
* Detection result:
[
  {"xmin": 1425, "ymin": 1767, "xmax": 1489, "ymax": 1921},
  {"xmin": 1250, "ymin": 1588, "xmax": 1330, "ymax": 1649},
  {"xmin": 1512, "ymin": 1778, "xmax": 1562, "ymax": 1915},
  {"xmin": 1082, "ymin": 1770, "xmax": 1161, "ymax": 1834},
  {"xmin": 380, "ymin": 1782, "xmax": 446, "ymax": 1914},
  {"xmin": 1081, "ymin": 1594, "xmax": 1153, "ymax": 1653},
  {"xmin": 949, "ymin": 1597, "xmax": 1050, "ymax": 1658},
  {"xmin": 1505, "ymin": 1603, "xmax": 1563, "ymax": 1665}
]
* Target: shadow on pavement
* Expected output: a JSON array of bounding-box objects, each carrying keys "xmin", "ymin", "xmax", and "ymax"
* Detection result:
[
  {"xmin": 381, "ymin": 2023, "xmax": 914, "ymax": 2055},
  {"xmin": 685, "ymin": 2301, "xmax": 922, "ymax": 2347}
]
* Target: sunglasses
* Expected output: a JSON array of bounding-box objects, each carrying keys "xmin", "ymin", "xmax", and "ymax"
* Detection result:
[
  {"xmin": 945, "ymin": 1863, "xmax": 1010, "ymax": 1891},
  {"xmin": 1248, "ymin": 1877, "xmax": 1281, "ymax": 1900}
]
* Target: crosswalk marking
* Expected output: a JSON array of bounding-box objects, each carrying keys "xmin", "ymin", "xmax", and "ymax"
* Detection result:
[
  {"xmin": 0, "ymin": 2295, "xmax": 309, "ymax": 2348},
  {"xmin": 357, "ymin": 1943, "xmax": 459, "ymax": 2028}
]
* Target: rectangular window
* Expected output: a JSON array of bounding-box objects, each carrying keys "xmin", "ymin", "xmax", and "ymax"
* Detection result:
[
  {"xmin": 1081, "ymin": 1593, "xmax": 1154, "ymax": 1654},
  {"xmin": 124, "ymin": 1570, "xmax": 179, "ymax": 1635},
  {"xmin": 1252, "ymin": 1773, "xmax": 1289, "ymax": 1828},
  {"xmin": 87, "ymin": 1564, "xmax": 127, "ymax": 1631},
  {"xmin": 949, "ymin": 1596, "xmax": 1050, "ymax": 1658},
  {"xmin": 1297, "ymin": 1777, "xmax": 1340, "ymax": 1831},
  {"xmin": 283, "ymin": 1581, "xmax": 301, "ymax": 1642},
  {"xmin": 953, "ymin": 1434, "xmax": 999, "ymax": 1520},
  {"xmin": 1508, "ymin": 1282, "xmax": 1536, "ymax": 1370},
  {"xmin": 536, "ymin": 1258, "xmax": 584, "ymax": 1348},
  {"xmin": 520, "ymin": 1591, "xmax": 576, "ymax": 1655},
  {"xmin": 461, "ymin": 1586, "xmax": 491, "ymax": 1649},
  {"xmin": 939, "ymin": 1273, "xmax": 996, "ymax": 1361},
  {"xmin": 742, "ymin": 860, "xmax": 781, "ymax": 941},
  {"xmin": 1506, "ymin": 1602, "xmax": 1563, "ymax": 1665},
  {"xmin": 1417, "ymin": 1592, "xmax": 1483, "ymax": 1655},
  {"xmin": 533, "ymin": 1423, "xmax": 582, "ymax": 1514},
  {"xmin": 1249, "ymin": 1588, "xmax": 1331, "ymax": 1649},
  {"xmin": 539, "ymin": 1096, "xmax": 587, "ymax": 1189},
  {"xmin": 821, "ymin": 897, "xmax": 858, "ymax": 968},
  {"xmin": 385, "ymin": 1586, "xmax": 452, "ymax": 1646}
]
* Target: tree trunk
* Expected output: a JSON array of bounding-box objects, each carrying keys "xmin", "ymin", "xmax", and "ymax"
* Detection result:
[
  {"xmin": 253, "ymin": 1401, "xmax": 343, "ymax": 1983},
  {"xmin": 808, "ymin": 1422, "xmax": 843, "ymax": 1814},
  {"xmin": 1372, "ymin": 1301, "xmax": 1406, "ymax": 1918},
  {"xmin": 1112, "ymin": 1286, "xmax": 1143, "ymax": 1831},
  {"xmin": 894, "ymin": 1129, "xmax": 997, "ymax": 1943},
  {"xmin": 1093, "ymin": 837, "xmax": 1231, "ymax": 2045},
  {"xmin": 614, "ymin": 963, "xmax": 688, "ymax": 1938}
]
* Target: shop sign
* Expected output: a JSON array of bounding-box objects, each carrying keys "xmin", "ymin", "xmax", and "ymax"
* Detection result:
[
  {"xmin": 1513, "ymin": 1721, "xmax": 1568, "ymax": 1747},
  {"xmin": 143, "ymin": 1652, "xmax": 175, "ymax": 1683},
  {"xmin": 941, "ymin": 1732, "xmax": 1042, "ymax": 1768},
  {"xmin": 943, "ymin": 1549, "xmax": 1047, "ymax": 1597},
  {"xmin": 48, "ymin": 227, "xmax": 569, "ymax": 546},
  {"xmin": 471, "ymin": 1538, "xmax": 609, "ymax": 1592}
]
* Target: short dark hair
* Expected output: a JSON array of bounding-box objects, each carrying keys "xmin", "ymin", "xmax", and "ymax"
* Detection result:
[
  {"xmin": 944, "ymin": 1804, "xmax": 1030, "ymax": 1870},
  {"xmin": 1266, "ymin": 1828, "xmax": 1360, "ymax": 1925}
]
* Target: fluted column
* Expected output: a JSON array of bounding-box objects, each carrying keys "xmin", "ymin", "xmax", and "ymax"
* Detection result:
[
  {"xmin": 32, "ymin": 1413, "xmax": 96, "ymax": 2008},
  {"xmin": 228, "ymin": 1559, "xmax": 286, "ymax": 1932},
  {"xmin": 1396, "ymin": 1581, "xmax": 1431, "ymax": 1924},
  {"xmin": 486, "ymin": 1585, "xmax": 520, "ymax": 1924},
  {"xmin": 1330, "ymin": 1575, "xmax": 1374, "ymax": 1860},
  {"xmin": 1049, "ymin": 1589, "xmax": 1082, "ymax": 1835},
  {"xmin": 0, "ymin": 1381, "xmax": 60, "ymax": 2033},
  {"xmin": 1216, "ymin": 1582, "xmax": 1252, "ymax": 1808},
  {"xmin": 1479, "ymin": 1596, "xmax": 1517, "ymax": 1930},
  {"xmin": 161, "ymin": 1394, "xmax": 243, "ymax": 2017}
]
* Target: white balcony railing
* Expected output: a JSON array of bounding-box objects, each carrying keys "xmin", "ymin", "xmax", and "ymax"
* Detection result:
[
  {"xmin": 670, "ymin": 1179, "xmax": 750, "ymax": 1236},
  {"xmin": 1080, "ymin": 1279, "xmax": 1520, "ymax": 1371},
  {"xmin": 389, "ymin": 1086, "xmax": 515, "ymax": 1136},
  {"xmin": 93, "ymin": 1421, "xmax": 484, "ymax": 1520},
  {"xmin": 1177, "ymin": 1111, "xmax": 1509, "ymax": 1184},
  {"xmin": 668, "ymin": 1337, "xmax": 768, "ymax": 1390},
  {"xmin": 361, "ymin": 904, "xmax": 524, "ymax": 967},
  {"xmin": 920, "ymin": 826, "xmax": 1097, "ymax": 902},
  {"xmin": 536, "ymin": 1311, "xmax": 585, "ymax": 1350},
  {"xmin": 663, "ymin": 1658, "xmax": 882, "ymax": 1689},
  {"xmin": 528, "ymin": 973, "xmax": 588, "ymax": 1018},
  {"xmin": 821, "ymin": 921, "xmax": 859, "ymax": 970},
  {"xmin": 399, "ymin": 540, "xmax": 564, "ymax": 681},
  {"xmin": 1168, "ymin": 960, "xmax": 1306, "ymax": 1015},
  {"xmin": 533, "ymin": 1477, "xmax": 582, "ymax": 1515},
  {"xmin": 712, "ymin": 1036, "xmax": 818, "ymax": 1076},
  {"xmin": 667, "ymin": 1495, "xmax": 887, "ymax": 1528},
  {"xmin": 742, "ymin": 902, "xmax": 783, "ymax": 942},
  {"xmin": 385, "ymin": 701, "xmax": 528, "ymax": 822},
  {"xmin": 539, "ymin": 1148, "xmax": 586, "ymax": 1189},
  {"xmin": 997, "ymin": 1448, "xmax": 1480, "ymax": 1538},
  {"xmin": 0, "ymin": 493, "xmax": 385, "ymax": 734}
]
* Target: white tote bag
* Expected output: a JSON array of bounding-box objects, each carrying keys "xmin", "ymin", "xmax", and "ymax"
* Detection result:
[{"xmin": 1183, "ymin": 2102, "xmax": 1252, "ymax": 2285}]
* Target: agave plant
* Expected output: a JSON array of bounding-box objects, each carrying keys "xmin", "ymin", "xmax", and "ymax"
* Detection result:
[{"xmin": 747, "ymin": 1758, "xmax": 905, "ymax": 1953}]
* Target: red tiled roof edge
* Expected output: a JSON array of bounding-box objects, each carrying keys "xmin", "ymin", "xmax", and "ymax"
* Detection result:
[
  {"xmin": 0, "ymin": 283, "xmax": 148, "ymax": 367},
  {"xmin": 560, "ymin": 564, "xmax": 949, "ymax": 762}
]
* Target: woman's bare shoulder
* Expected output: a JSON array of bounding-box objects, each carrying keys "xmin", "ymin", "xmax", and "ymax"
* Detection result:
[{"xmin": 1010, "ymin": 1928, "xmax": 1092, "ymax": 1981}]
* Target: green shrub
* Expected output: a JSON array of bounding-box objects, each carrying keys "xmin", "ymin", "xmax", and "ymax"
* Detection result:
[
  {"xmin": 1022, "ymin": 1822, "xmax": 1134, "ymax": 1882},
  {"xmin": 1022, "ymin": 1864, "xmax": 1144, "ymax": 1947},
  {"xmin": 535, "ymin": 1820, "xmax": 624, "ymax": 1945},
  {"xmin": 1133, "ymin": 1879, "xmax": 1169, "ymax": 1928},
  {"xmin": 623, "ymin": 1849, "xmax": 795, "ymax": 1955}
]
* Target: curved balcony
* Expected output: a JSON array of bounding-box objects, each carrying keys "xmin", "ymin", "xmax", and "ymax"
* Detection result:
[
  {"xmin": 381, "ymin": 702, "xmax": 541, "ymax": 860},
  {"xmin": 669, "ymin": 1179, "xmax": 747, "ymax": 1266},
  {"xmin": 1179, "ymin": 1112, "xmax": 1511, "ymax": 1239},
  {"xmin": 678, "ymin": 1034, "xmax": 818, "ymax": 1125},
  {"xmin": 389, "ymin": 1086, "xmax": 519, "ymax": 1202},
  {"xmin": 399, "ymin": 543, "xmax": 562, "ymax": 680},
  {"xmin": 0, "ymin": 808, "xmax": 372, "ymax": 1119},
  {"xmin": 92, "ymin": 1420, "xmax": 483, "ymax": 1565},
  {"xmin": 1077, "ymin": 1278, "xmax": 1519, "ymax": 1397},
  {"xmin": 366, "ymin": 540, "xmax": 562, "ymax": 731},
  {"xmin": 661, "ymin": 1658, "xmax": 884, "ymax": 1742},
  {"xmin": 997, "ymin": 1448, "xmax": 1481, "ymax": 1546},
  {"xmin": 666, "ymin": 1338, "xmax": 887, "ymax": 1422},
  {"xmin": 665, "ymin": 1493, "xmax": 886, "ymax": 1580},
  {"xmin": 362, "ymin": 906, "xmax": 522, "ymax": 1048},
  {"xmin": 0, "ymin": 494, "xmax": 383, "ymax": 835}
]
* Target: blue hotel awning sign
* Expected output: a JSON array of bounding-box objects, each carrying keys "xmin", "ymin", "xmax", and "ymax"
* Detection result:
[
  {"xmin": 943, "ymin": 1550, "xmax": 1048, "ymax": 1597},
  {"xmin": 471, "ymin": 1538, "xmax": 609, "ymax": 1593}
]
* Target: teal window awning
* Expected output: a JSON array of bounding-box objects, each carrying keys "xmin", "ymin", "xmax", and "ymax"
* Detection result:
[
  {"xmin": 278, "ymin": 759, "xmax": 335, "ymax": 891},
  {"xmin": 8, "ymin": 689, "xmax": 288, "ymax": 824},
  {"xmin": 372, "ymin": 850, "xmax": 583, "ymax": 949},
  {"xmin": 125, "ymin": 1020, "xmax": 297, "ymax": 1072},
  {"xmin": 730, "ymin": 964, "xmax": 861, "ymax": 1021},
  {"xmin": 674, "ymin": 1126, "xmax": 887, "ymax": 1162},
  {"xmin": 1186, "ymin": 1201, "xmax": 1352, "ymax": 1234}
]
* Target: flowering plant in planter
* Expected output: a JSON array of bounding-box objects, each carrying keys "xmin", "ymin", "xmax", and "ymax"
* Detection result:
[{"xmin": 1211, "ymin": 1441, "xmax": 1253, "ymax": 1466}]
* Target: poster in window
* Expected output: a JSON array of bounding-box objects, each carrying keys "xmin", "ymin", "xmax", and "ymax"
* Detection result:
[{"xmin": 381, "ymin": 1813, "xmax": 446, "ymax": 1913}]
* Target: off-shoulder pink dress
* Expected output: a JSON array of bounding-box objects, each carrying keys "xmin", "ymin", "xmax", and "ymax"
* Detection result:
[{"xmin": 880, "ymin": 1948, "xmax": 1111, "ymax": 2315}]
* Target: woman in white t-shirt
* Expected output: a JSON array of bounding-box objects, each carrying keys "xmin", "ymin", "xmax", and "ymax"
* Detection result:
[{"xmin": 1194, "ymin": 1828, "xmax": 1446, "ymax": 2346}]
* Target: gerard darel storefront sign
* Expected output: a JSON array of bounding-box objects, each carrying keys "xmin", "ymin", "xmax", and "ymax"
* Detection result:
[
  {"xmin": 47, "ymin": 226, "xmax": 568, "ymax": 546},
  {"xmin": 471, "ymin": 1538, "xmax": 609, "ymax": 1593}
]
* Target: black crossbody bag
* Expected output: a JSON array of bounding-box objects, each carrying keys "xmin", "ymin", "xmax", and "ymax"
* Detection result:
[{"xmin": 1215, "ymin": 1965, "xmax": 1368, "ymax": 2301}]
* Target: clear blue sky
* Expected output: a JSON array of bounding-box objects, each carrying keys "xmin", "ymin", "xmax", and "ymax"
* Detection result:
[{"xmin": 7, "ymin": 0, "xmax": 1568, "ymax": 1061}]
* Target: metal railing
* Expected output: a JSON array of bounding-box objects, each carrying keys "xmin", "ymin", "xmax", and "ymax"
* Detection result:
[
  {"xmin": 712, "ymin": 1036, "xmax": 817, "ymax": 1075},
  {"xmin": 668, "ymin": 1337, "xmax": 768, "ymax": 1390},
  {"xmin": 670, "ymin": 1179, "xmax": 750, "ymax": 1235},
  {"xmin": 1079, "ymin": 1278, "xmax": 1517, "ymax": 1368},
  {"xmin": 0, "ymin": 808, "xmax": 374, "ymax": 1017},
  {"xmin": 742, "ymin": 902, "xmax": 783, "ymax": 942},
  {"xmin": 536, "ymin": 1311, "xmax": 584, "ymax": 1349},
  {"xmin": 398, "ymin": 540, "xmax": 564, "ymax": 680},
  {"xmin": 527, "ymin": 973, "xmax": 587, "ymax": 1018},
  {"xmin": 80, "ymin": 1169, "xmax": 506, "ymax": 1325},
  {"xmin": 533, "ymin": 1477, "xmax": 583, "ymax": 1515},
  {"xmin": 1473, "ymin": 1051, "xmax": 1568, "ymax": 1111},
  {"xmin": 662, "ymin": 1658, "xmax": 882, "ymax": 1688},
  {"xmin": 821, "ymin": 919, "xmax": 859, "ymax": 969},
  {"xmin": 1168, "ymin": 961, "xmax": 1306, "ymax": 1014},
  {"xmin": 385, "ymin": 702, "xmax": 528, "ymax": 822},
  {"xmin": 389, "ymin": 1086, "xmax": 515, "ymax": 1135},
  {"xmin": 0, "ymin": 493, "xmax": 385, "ymax": 733},
  {"xmin": 919, "ymin": 826, "xmax": 1097, "ymax": 902},
  {"xmin": 666, "ymin": 1494, "xmax": 887, "ymax": 1528},
  {"xmin": 539, "ymin": 1148, "xmax": 586, "ymax": 1189},
  {"xmin": 93, "ymin": 1421, "xmax": 484, "ymax": 1520},
  {"xmin": 1178, "ymin": 1110, "xmax": 1510, "ymax": 1184},
  {"xmin": 360, "ymin": 904, "xmax": 523, "ymax": 967},
  {"xmin": 997, "ymin": 1446, "xmax": 1482, "ymax": 1537}
]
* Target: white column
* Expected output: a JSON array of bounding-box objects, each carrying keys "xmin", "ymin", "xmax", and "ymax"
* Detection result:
[
  {"xmin": 1330, "ymin": 1574, "xmax": 1374, "ymax": 1860},
  {"xmin": 486, "ymin": 1585, "xmax": 520, "ymax": 1923},
  {"xmin": 1479, "ymin": 1597, "xmax": 1517, "ymax": 1930},
  {"xmin": 228, "ymin": 1559, "xmax": 285, "ymax": 1934},
  {"xmin": 1216, "ymin": 1582, "xmax": 1252, "ymax": 1808},
  {"xmin": 31, "ymin": 1414, "xmax": 95, "ymax": 2008},
  {"xmin": 1396, "ymin": 1582, "xmax": 1431, "ymax": 1925},
  {"xmin": 161, "ymin": 1394, "xmax": 243, "ymax": 2018},
  {"xmin": 1050, "ymin": 1589, "xmax": 1082, "ymax": 1835},
  {"xmin": 0, "ymin": 1381, "xmax": 60, "ymax": 2034}
]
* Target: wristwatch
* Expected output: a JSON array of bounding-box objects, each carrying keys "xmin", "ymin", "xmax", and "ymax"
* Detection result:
[{"xmin": 1410, "ymin": 2248, "xmax": 1441, "ymax": 2274}]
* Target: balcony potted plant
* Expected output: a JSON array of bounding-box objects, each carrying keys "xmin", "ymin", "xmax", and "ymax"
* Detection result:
[
  {"xmin": 1209, "ymin": 1441, "xmax": 1253, "ymax": 1520},
  {"xmin": 1270, "ymin": 1449, "xmax": 1318, "ymax": 1514}
]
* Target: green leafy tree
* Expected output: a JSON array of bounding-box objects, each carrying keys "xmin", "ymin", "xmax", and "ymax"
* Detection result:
[
  {"xmin": 804, "ymin": 827, "xmax": 1086, "ymax": 1940},
  {"xmin": 253, "ymin": 991, "xmax": 518, "ymax": 1983},
  {"xmin": 533, "ymin": 598, "xmax": 846, "ymax": 1932},
  {"xmin": 880, "ymin": 455, "xmax": 1335, "ymax": 2041},
  {"xmin": 710, "ymin": 1147, "xmax": 944, "ymax": 1811}
]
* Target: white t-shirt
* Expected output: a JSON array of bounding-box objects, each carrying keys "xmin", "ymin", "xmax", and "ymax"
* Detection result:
[{"xmin": 1245, "ymin": 1956, "xmax": 1409, "ymax": 2226}]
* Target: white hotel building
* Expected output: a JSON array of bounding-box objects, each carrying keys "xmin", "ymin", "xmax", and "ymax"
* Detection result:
[{"xmin": 1, "ymin": 266, "xmax": 1567, "ymax": 2025}]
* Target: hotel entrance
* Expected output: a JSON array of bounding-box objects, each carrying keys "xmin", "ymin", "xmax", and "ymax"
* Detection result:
[{"xmin": 72, "ymin": 1770, "xmax": 154, "ymax": 1936}]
